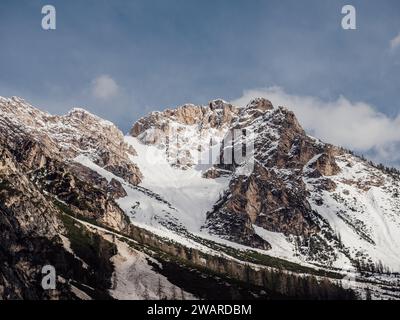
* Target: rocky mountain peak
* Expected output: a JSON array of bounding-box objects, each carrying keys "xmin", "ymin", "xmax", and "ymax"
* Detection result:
[
  {"xmin": 67, "ymin": 107, "xmax": 112, "ymax": 124},
  {"xmin": 208, "ymin": 98, "xmax": 229, "ymax": 110},
  {"xmin": 245, "ymin": 97, "xmax": 273, "ymax": 112},
  {"xmin": 0, "ymin": 97, "xmax": 142, "ymax": 185},
  {"xmin": 129, "ymin": 99, "xmax": 241, "ymax": 168}
]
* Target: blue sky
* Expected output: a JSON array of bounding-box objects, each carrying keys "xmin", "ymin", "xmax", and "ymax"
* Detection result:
[{"xmin": 0, "ymin": 1, "xmax": 400, "ymax": 165}]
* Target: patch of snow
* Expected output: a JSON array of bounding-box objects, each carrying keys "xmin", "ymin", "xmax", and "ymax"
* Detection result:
[
  {"xmin": 124, "ymin": 136, "xmax": 229, "ymax": 233},
  {"xmin": 107, "ymin": 235, "xmax": 194, "ymax": 300},
  {"xmin": 253, "ymin": 225, "xmax": 304, "ymax": 264},
  {"xmin": 59, "ymin": 234, "xmax": 89, "ymax": 269}
]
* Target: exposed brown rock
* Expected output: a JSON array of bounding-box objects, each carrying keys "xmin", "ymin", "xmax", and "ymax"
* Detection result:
[
  {"xmin": 108, "ymin": 178, "xmax": 127, "ymax": 199},
  {"xmin": 245, "ymin": 97, "xmax": 274, "ymax": 113},
  {"xmin": 308, "ymin": 150, "xmax": 341, "ymax": 177},
  {"xmin": 205, "ymin": 106, "xmax": 332, "ymax": 244}
]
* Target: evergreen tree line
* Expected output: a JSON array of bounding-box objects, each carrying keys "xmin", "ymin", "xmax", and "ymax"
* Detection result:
[
  {"xmin": 256, "ymin": 267, "xmax": 357, "ymax": 300},
  {"xmin": 354, "ymin": 259, "xmax": 392, "ymax": 275},
  {"xmin": 342, "ymin": 148, "xmax": 400, "ymax": 177}
]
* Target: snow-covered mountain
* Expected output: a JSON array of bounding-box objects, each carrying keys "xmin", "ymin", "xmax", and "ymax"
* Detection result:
[
  {"xmin": 1, "ymin": 96, "xmax": 399, "ymax": 300},
  {"xmin": 127, "ymin": 98, "xmax": 400, "ymax": 272}
]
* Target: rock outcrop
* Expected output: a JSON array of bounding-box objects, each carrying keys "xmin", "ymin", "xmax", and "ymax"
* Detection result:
[
  {"xmin": 0, "ymin": 133, "xmax": 116, "ymax": 299},
  {"xmin": 0, "ymin": 97, "xmax": 142, "ymax": 185},
  {"xmin": 204, "ymin": 101, "xmax": 342, "ymax": 249}
]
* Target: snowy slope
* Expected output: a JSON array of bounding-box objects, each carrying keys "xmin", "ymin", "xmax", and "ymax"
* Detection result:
[
  {"xmin": 124, "ymin": 136, "xmax": 229, "ymax": 232},
  {"xmin": 305, "ymin": 154, "xmax": 400, "ymax": 272},
  {"xmin": 74, "ymin": 139, "xmax": 319, "ymax": 269}
]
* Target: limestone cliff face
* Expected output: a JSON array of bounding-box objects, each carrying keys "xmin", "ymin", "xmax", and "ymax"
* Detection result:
[
  {"xmin": 32, "ymin": 159, "xmax": 130, "ymax": 232},
  {"xmin": 0, "ymin": 146, "xmax": 61, "ymax": 238},
  {"xmin": 0, "ymin": 139, "xmax": 90, "ymax": 299},
  {"xmin": 0, "ymin": 96, "xmax": 138, "ymax": 232},
  {"xmin": 0, "ymin": 97, "xmax": 142, "ymax": 185},
  {"xmin": 0, "ymin": 97, "xmax": 139, "ymax": 299},
  {"xmin": 203, "ymin": 101, "xmax": 342, "ymax": 250}
]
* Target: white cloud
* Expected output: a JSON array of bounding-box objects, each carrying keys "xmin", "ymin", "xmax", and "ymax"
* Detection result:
[
  {"xmin": 390, "ymin": 32, "xmax": 400, "ymax": 50},
  {"xmin": 231, "ymin": 87, "xmax": 400, "ymax": 166},
  {"xmin": 91, "ymin": 75, "xmax": 119, "ymax": 100}
]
